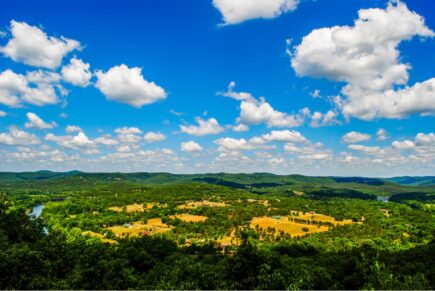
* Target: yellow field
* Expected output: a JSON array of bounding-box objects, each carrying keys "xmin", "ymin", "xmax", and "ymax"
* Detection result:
[
  {"xmin": 246, "ymin": 199, "xmax": 271, "ymax": 207},
  {"xmin": 250, "ymin": 216, "xmax": 330, "ymax": 237},
  {"xmin": 81, "ymin": 231, "xmax": 118, "ymax": 244},
  {"xmin": 169, "ymin": 214, "xmax": 208, "ymax": 222},
  {"xmin": 108, "ymin": 202, "xmax": 166, "ymax": 213},
  {"xmin": 176, "ymin": 200, "xmax": 227, "ymax": 209},
  {"xmin": 289, "ymin": 211, "xmax": 354, "ymax": 226},
  {"xmin": 381, "ymin": 209, "xmax": 390, "ymax": 217},
  {"xmin": 105, "ymin": 218, "xmax": 173, "ymax": 238},
  {"xmin": 218, "ymin": 229, "xmax": 239, "ymax": 247}
]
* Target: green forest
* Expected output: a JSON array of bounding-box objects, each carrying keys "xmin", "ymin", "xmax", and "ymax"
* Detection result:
[{"xmin": 0, "ymin": 171, "xmax": 434, "ymax": 289}]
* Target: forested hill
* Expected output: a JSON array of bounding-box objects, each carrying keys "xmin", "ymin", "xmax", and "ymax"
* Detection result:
[{"xmin": 0, "ymin": 171, "xmax": 434, "ymax": 201}]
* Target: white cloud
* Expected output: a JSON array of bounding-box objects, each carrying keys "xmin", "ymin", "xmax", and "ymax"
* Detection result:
[
  {"xmin": 0, "ymin": 126, "xmax": 40, "ymax": 145},
  {"xmin": 215, "ymin": 137, "xmax": 256, "ymax": 151},
  {"xmin": 261, "ymin": 130, "xmax": 306, "ymax": 143},
  {"xmin": 376, "ymin": 128, "xmax": 388, "ymax": 141},
  {"xmin": 1, "ymin": 20, "xmax": 80, "ymax": 69},
  {"xmin": 0, "ymin": 111, "xmax": 6, "ymax": 117},
  {"xmin": 180, "ymin": 117, "xmax": 224, "ymax": 136},
  {"xmin": 0, "ymin": 69, "xmax": 62, "ymax": 107},
  {"xmin": 348, "ymin": 144, "xmax": 382, "ymax": 154},
  {"xmin": 213, "ymin": 0, "xmax": 299, "ymax": 25},
  {"xmin": 0, "ymin": 69, "xmax": 28, "ymax": 107},
  {"xmin": 45, "ymin": 131, "xmax": 96, "ymax": 151},
  {"xmin": 144, "ymin": 131, "xmax": 166, "ymax": 143},
  {"xmin": 392, "ymin": 140, "xmax": 416, "ymax": 149},
  {"xmin": 309, "ymin": 110, "xmax": 339, "ymax": 127},
  {"xmin": 115, "ymin": 127, "xmax": 143, "ymax": 143},
  {"xmin": 240, "ymin": 98, "xmax": 307, "ymax": 127},
  {"xmin": 24, "ymin": 112, "xmax": 57, "ymax": 129},
  {"xmin": 342, "ymin": 131, "xmax": 371, "ymax": 143},
  {"xmin": 114, "ymin": 127, "xmax": 142, "ymax": 135},
  {"xmin": 61, "ymin": 58, "xmax": 92, "ymax": 87},
  {"xmin": 232, "ymin": 123, "xmax": 249, "ymax": 132},
  {"xmin": 95, "ymin": 64, "xmax": 167, "ymax": 107},
  {"xmin": 218, "ymin": 81, "xmax": 254, "ymax": 101},
  {"xmin": 284, "ymin": 142, "xmax": 332, "ymax": 160},
  {"xmin": 221, "ymin": 82, "xmax": 308, "ymax": 128},
  {"xmin": 26, "ymin": 70, "xmax": 61, "ymax": 83},
  {"xmin": 181, "ymin": 141, "xmax": 203, "ymax": 152},
  {"xmin": 66, "ymin": 125, "xmax": 82, "ymax": 133},
  {"xmin": 291, "ymin": 1, "xmax": 435, "ymax": 120},
  {"xmin": 94, "ymin": 135, "xmax": 118, "ymax": 146},
  {"xmin": 415, "ymin": 132, "xmax": 435, "ymax": 145}
]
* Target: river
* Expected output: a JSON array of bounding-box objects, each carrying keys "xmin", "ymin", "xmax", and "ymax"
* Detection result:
[
  {"xmin": 29, "ymin": 204, "xmax": 48, "ymax": 234},
  {"xmin": 377, "ymin": 196, "xmax": 389, "ymax": 203},
  {"xmin": 29, "ymin": 204, "xmax": 45, "ymax": 218}
]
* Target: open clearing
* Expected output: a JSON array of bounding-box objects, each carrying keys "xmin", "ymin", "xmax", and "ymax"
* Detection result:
[
  {"xmin": 169, "ymin": 214, "xmax": 208, "ymax": 222},
  {"xmin": 176, "ymin": 200, "xmax": 227, "ymax": 209},
  {"xmin": 218, "ymin": 229, "xmax": 239, "ymax": 247},
  {"xmin": 105, "ymin": 218, "xmax": 173, "ymax": 238},
  {"xmin": 108, "ymin": 202, "xmax": 166, "ymax": 213},
  {"xmin": 250, "ymin": 216, "xmax": 330, "ymax": 237},
  {"xmin": 289, "ymin": 211, "xmax": 355, "ymax": 226},
  {"xmin": 81, "ymin": 231, "xmax": 118, "ymax": 244}
]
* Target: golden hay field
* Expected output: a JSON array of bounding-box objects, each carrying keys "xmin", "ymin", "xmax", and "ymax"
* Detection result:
[
  {"xmin": 105, "ymin": 218, "xmax": 173, "ymax": 238},
  {"xmin": 108, "ymin": 202, "xmax": 166, "ymax": 213},
  {"xmin": 176, "ymin": 200, "xmax": 227, "ymax": 209},
  {"xmin": 169, "ymin": 214, "xmax": 208, "ymax": 222},
  {"xmin": 250, "ymin": 216, "xmax": 330, "ymax": 237},
  {"xmin": 81, "ymin": 231, "xmax": 118, "ymax": 244},
  {"xmin": 218, "ymin": 229, "xmax": 239, "ymax": 247},
  {"xmin": 289, "ymin": 211, "xmax": 354, "ymax": 226}
]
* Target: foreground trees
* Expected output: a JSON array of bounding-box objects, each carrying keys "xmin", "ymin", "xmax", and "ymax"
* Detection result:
[{"xmin": 0, "ymin": 198, "xmax": 433, "ymax": 290}]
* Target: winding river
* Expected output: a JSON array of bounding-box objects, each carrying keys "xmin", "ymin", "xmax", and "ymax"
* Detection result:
[{"xmin": 29, "ymin": 204, "xmax": 48, "ymax": 234}]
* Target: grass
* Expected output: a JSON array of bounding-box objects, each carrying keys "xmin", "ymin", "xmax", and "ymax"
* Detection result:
[
  {"xmin": 105, "ymin": 218, "xmax": 173, "ymax": 238},
  {"xmin": 176, "ymin": 200, "xmax": 227, "ymax": 209},
  {"xmin": 289, "ymin": 210, "xmax": 355, "ymax": 226},
  {"xmin": 108, "ymin": 202, "xmax": 166, "ymax": 213},
  {"xmin": 169, "ymin": 214, "xmax": 208, "ymax": 222},
  {"xmin": 81, "ymin": 231, "xmax": 118, "ymax": 244},
  {"xmin": 250, "ymin": 216, "xmax": 330, "ymax": 237}
]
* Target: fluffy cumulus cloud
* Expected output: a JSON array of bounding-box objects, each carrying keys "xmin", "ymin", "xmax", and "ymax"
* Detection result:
[
  {"xmin": 0, "ymin": 20, "xmax": 80, "ymax": 69},
  {"xmin": 0, "ymin": 126, "xmax": 40, "ymax": 145},
  {"xmin": 261, "ymin": 130, "xmax": 306, "ymax": 143},
  {"xmin": 376, "ymin": 128, "xmax": 388, "ymax": 141},
  {"xmin": 181, "ymin": 141, "xmax": 203, "ymax": 152},
  {"xmin": 95, "ymin": 64, "xmax": 167, "ymax": 107},
  {"xmin": 144, "ymin": 131, "xmax": 166, "ymax": 143},
  {"xmin": 342, "ymin": 131, "xmax": 371, "ymax": 143},
  {"xmin": 214, "ymin": 130, "xmax": 305, "ymax": 152},
  {"xmin": 180, "ymin": 117, "xmax": 224, "ymax": 136},
  {"xmin": 61, "ymin": 58, "xmax": 92, "ymax": 87},
  {"xmin": 114, "ymin": 127, "xmax": 143, "ymax": 143},
  {"xmin": 45, "ymin": 131, "xmax": 97, "ymax": 152},
  {"xmin": 220, "ymin": 82, "xmax": 308, "ymax": 128},
  {"xmin": 0, "ymin": 69, "xmax": 63, "ymax": 107},
  {"xmin": 291, "ymin": 1, "xmax": 435, "ymax": 120},
  {"xmin": 24, "ymin": 112, "xmax": 57, "ymax": 129},
  {"xmin": 392, "ymin": 140, "xmax": 415, "ymax": 150},
  {"xmin": 309, "ymin": 110, "xmax": 339, "ymax": 127},
  {"xmin": 415, "ymin": 133, "xmax": 435, "ymax": 145},
  {"xmin": 0, "ymin": 111, "xmax": 6, "ymax": 117},
  {"xmin": 66, "ymin": 125, "xmax": 83, "ymax": 133},
  {"xmin": 213, "ymin": 0, "xmax": 299, "ymax": 25}
]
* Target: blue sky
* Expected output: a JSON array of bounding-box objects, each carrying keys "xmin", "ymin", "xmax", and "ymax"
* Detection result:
[{"xmin": 0, "ymin": 0, "xmax": 434, "ymax": 176}]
